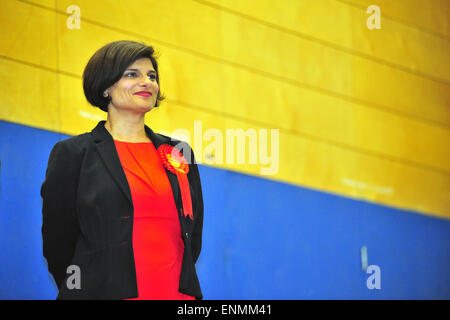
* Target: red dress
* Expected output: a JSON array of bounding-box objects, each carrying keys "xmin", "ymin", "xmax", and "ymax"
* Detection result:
[{"xmin": 113, "ymin": 139, "xmax": 196, "ymax": 300}]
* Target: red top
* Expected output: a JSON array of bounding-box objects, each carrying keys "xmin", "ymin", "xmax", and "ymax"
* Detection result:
[{"xmin": 114, "ymin": 139, "xmax": 195, "ymax": 300}]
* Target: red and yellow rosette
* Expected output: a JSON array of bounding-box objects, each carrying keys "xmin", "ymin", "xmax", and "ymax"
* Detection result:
[{"xmin": 157, "ymin": 144, "xmax": 193, "ymax": 220}]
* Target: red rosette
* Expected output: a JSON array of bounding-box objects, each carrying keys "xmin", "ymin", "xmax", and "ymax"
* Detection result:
[{"xmin": 157, "ymin": 144, "xmax": 193, "ymax": 220}]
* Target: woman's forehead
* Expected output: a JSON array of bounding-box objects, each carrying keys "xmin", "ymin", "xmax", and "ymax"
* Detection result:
[{"xmin": 127, "ymin": 58, "xmax": 155, "ymax": 71}]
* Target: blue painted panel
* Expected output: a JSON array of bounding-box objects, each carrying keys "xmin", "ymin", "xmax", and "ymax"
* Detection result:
[
  {"xmin": 0, "ymin": 121, "xmax": 66, "ymax": 299},
  {"xmin": 197, "ymin": 172, "xmax": 450, "ymax": 299},
  {"xmin": 1, "ymin": 120, "xmax": 449, "ymax": 299}
]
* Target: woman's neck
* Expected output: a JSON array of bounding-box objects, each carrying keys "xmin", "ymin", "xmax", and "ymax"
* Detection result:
[{"xmin": 104, "ymin": 111, "xmax": 150, "ymax": 143}]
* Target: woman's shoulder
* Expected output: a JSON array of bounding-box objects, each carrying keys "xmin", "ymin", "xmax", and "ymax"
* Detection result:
[
  {"xmin": 158, "ymin": 133, "xmax": 194, "ymax": 152},
  {"xmin": 50, "ymin": 132, "xmax": 91, "ymax": 159},
  {"xmin": 156, "ymin": 132, "xmax": 181, "ymax": 145},
  {"xmin": 54, "ymin": 132, "xmax": 91, "ymax": 148},
  {"xmin": 156, "ymin": 133, "xmax": 198, "ymax": 165},
  {"xmin": 152, "ymin": 131, "xmax": 198, "ymax": 164}
]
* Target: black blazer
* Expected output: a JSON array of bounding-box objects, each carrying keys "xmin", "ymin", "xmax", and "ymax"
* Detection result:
[{"xmin": 41, "ymin": 120, "xmax": 203, "ymax": 300}]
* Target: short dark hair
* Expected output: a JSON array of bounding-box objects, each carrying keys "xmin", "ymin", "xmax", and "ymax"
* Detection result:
[{"xmin": 83, "ymin": 40, "xmax": 165, "ymax": 112}]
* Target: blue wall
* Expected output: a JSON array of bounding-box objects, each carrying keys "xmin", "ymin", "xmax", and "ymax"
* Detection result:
[{"xmin": 1, "ymin": 120, "xmax": 449, "ymax": 299}]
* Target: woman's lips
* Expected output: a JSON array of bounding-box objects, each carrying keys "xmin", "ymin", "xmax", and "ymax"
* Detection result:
[{"xmin": 135, "ymin": 91, "xmax": 152, "ymax": 97}]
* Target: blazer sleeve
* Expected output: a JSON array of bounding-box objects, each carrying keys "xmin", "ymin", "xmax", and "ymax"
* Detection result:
[
  {"xmin": 189, "ymin": 147, "xmax": 204, "ymax": 265},
  {"xmin": 41, "ymin": 140, "xmax": 81, "ymax": 289}
]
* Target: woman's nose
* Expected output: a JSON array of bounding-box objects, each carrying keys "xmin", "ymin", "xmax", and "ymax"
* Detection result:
[
  {"xmin": 142, "ymin": 77, "xmax": 157, "ymax": 88},
  {"xmin": 141, "ymin": 77, "xmax": 152, "ymax": 86}
]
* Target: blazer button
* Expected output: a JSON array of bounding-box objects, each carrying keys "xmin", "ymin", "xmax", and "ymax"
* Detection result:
[{"xmin": 185, "ymin": 232, "xmax": 190, "ymax": 239}]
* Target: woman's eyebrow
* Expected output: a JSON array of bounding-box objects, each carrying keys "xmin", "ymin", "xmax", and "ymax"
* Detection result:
[{"xmin": 125, "ymin": 68, "xmax": 156, "ymax": 74}]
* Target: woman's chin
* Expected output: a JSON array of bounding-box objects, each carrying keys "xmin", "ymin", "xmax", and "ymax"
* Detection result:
[{"xmin": 124, "ymin": 103, "xmax": 155, "ymax": 113}]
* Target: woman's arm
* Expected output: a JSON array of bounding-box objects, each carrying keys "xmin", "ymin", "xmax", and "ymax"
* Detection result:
[{"xmin": 41, "ymin": 140, "xmax": 81, "ymax": 289}]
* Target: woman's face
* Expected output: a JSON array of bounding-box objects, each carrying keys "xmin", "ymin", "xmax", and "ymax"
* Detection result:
[{"xmin": 106, "ymin": 57, "xmax": 159, "ymax": 113}]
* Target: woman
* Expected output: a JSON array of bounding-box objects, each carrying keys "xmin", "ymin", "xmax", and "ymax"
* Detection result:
[{"xmin": 41, "ymin": 40, "xmax": 204, "ymax": 300}]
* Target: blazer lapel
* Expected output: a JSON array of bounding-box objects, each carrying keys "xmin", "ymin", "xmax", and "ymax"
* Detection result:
[
  {"xmin": 144, "ymin": 125, "xmax": 181, "ymax": 210},
  {"xmin": 90, "ymin": 121, "xmax": 133, "ymax": 204},
  {"xmin": 145, "ymin": 126, "xmax": 194, "ymax": 230},
  {"xmin": 146, "ymin": 128, "xmax": 194, "ymax": 231},
  {"xmin": 89, "ymin": 120, "xmax": 182, "ymax": 212}
]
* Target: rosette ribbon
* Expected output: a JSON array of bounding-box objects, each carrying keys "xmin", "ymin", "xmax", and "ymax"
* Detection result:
[{"xmin": 157, "ymin": 144, "xmax": 193, "ymax": 220}]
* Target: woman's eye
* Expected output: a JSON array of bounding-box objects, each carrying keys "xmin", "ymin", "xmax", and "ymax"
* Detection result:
[{"xmin": 124, "ymin": 72, "xmax": 156, "ymax": 81}]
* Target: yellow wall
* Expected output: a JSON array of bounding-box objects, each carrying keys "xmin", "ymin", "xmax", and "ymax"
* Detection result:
[{"xmin": 0, "ymin": 0, "xmax": 449, "ymax": 218}]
